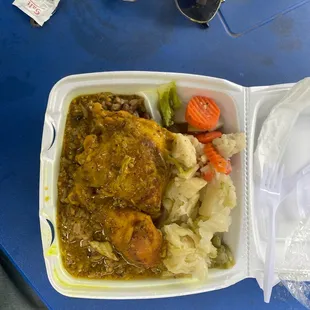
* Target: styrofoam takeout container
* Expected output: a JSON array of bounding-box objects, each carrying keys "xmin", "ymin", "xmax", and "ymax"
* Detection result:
[{"xmin": 40, "ymin": 71, "xmax": 308, "ymax": 299}]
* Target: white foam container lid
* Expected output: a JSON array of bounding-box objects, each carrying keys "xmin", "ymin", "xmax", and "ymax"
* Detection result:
[{"xmin": 39, "ymin": 71, "xmax": 309, "ymax": 299}]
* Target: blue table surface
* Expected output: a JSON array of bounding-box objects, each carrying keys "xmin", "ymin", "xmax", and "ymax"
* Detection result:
[{"xmin": 1, "ymin": 0, "xmax": 310, "ymax": 308}]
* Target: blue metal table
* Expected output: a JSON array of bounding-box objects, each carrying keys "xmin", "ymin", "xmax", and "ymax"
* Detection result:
[{"xmin": 1, "ymin": 0, "xmax": 310, "ymax": 308}]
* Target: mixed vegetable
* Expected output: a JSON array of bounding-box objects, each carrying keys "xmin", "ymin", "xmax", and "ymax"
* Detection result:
[
  {"xmin": 157, "ymin": 82, "xmax": 245, "ymax": 278},
  {"xmin": 158, "ymin": 85, "xmax": 244, "ymax": 182}
]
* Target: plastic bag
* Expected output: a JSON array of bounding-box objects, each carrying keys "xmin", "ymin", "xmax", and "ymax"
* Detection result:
[
  {"xmin": 254, "ymin": 78, "xmax": 310, "ymax": 179},
  {"xmin": 279, "ymin": 217, "xmax": 310, "ymax": 309},
  {"xmin": 254, "ymin": 77, "xmax": 310, "ymax": 307}
]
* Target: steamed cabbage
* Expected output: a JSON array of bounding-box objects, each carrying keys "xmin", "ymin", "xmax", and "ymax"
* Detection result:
[
  {"xmin": 162, "ymin": 131, "xmax": 240, "ymax": 279},
  {"xmin": 163, "ymin": 206, "xmax": 233, "ymax": 278},
  {"xmin": 171, "ymin": 134, "xmax": 197, "ymax": 168},
  {"xmin": 178, "ymin": 164, "xmax": 199, "ymax": 180},
  {"xmin": 199, "ymin": 173, "xmax": 236, "ymax": 217},
  {"xmin": 163, "ymin": 177, "xmax": 207, "ymax": 223},
  {"xmin": 165, "ymin": 177, "xmax": 207, "ymax": 200},
  {"xmin": 195, "ymin": 226, "xmax": 217, "ymax": 258},
  {"xmin": 162, "ymin": 224, "xmax": 208, "ymax": 279},
  {"xmin": 198, "ymin": 207, "xmax": 232, "ymax": 235},
  {"xmin": 187, "ymin": 135, "xmax": 204, "ymax": 158}
]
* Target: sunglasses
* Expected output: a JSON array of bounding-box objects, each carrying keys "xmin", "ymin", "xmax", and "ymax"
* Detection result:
[{"xmin": 175, "ymin": 0, "xmax": 223, "ymax": 24}]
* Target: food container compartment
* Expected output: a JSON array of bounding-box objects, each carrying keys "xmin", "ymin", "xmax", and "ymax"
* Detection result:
[
  {"xmin": 40, "ymin": 71, "xmax": 309, "ymax": 299},
  {"xmin": 248, "ymin": 82, "xmax": 310, "ymax": 286}
]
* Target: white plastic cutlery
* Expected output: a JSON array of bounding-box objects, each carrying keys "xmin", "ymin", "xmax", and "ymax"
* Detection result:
[
  {"xmin": 281, "ymin": 162, "xmax": 310, "ymax": 202},
  {"xmin": 260, "ymin": 163, "xmax": 285, "ymax": 303}
]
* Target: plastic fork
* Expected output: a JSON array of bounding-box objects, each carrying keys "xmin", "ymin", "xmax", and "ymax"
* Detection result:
[{"xmin": 260, "ymin": 163, "xmax": 285, "ymax": 303}]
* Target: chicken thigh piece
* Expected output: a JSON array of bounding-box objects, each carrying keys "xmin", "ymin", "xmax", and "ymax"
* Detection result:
[
  {"xmin": 98, "ymin": 207, "xmax": 163, "ymax": 268},
  {"xmin": 74, "ymin": 105, "xmax": 175, "ymax": 218}
]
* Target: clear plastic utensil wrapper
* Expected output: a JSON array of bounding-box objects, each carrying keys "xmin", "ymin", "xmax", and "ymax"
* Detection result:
[
  {"xmin": 254, "ymin": 77, "xmax": 310, "ymax": 307},
  {"xmin": 12, "ymin": 0, "xmax": 60, "ymax": 26},
  {"xmin": 279, "ymin": 171, "xmax": 310, "ymax": 309}
]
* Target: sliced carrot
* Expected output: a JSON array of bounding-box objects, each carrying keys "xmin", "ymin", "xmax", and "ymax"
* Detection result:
[
  {"xmin": 204, "ymin": 143, "xmax": 228, "ymax": 174},
  {"xmin": 185, "ymin": 96, "xmax": 220, "ymax": 130},
  {"xmin": 225, "ymin": 160, "xmax": 232, "ymax": 175},
  {"xmin": 202, "ymin": 168, "xmax": 215, "ymax": 182},
  {"xmin": 195, "ymin": 131, "xmax": 222, "ymax": 144},
  {"xmin": 202, "ymin": 171, "xmax": 214, "ymax": 182}
]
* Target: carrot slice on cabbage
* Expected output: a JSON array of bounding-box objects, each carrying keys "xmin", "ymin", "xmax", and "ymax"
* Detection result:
[
  {"xmin": 195, "ymin": 131, "xmax": 222, "ymax": 144},
  {"xmin": 204, "ymin": 143, "xmax": 228, "ymax": 174},
  {"xmin": 185, "ymin": 96, "xmax": 220, "ymax": 130},
  {"xmin": 225, "ymin": 160, "xmax": 232, "ymax": 175},
  {"xmin": 201, "ymin": 164, "xmax": 215, "ymax": 182}
]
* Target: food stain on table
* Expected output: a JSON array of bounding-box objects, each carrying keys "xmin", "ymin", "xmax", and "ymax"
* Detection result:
[
  {"xmin": 279, "ymin": 38, "xmax": 302, "ymax": 51},
  {"xmin": 260, "ymin": 56, "xmax": 274, "ymax": 67},
  {"xmin": 270, "ymin": 14, "xmax": 302, "ymax": 52},
  {"xmin": 270, "ymin": 14, "xmax": 294, "ymax": 37}
]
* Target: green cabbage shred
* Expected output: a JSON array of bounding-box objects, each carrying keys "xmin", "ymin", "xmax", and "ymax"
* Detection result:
[{"xmin": 158, "ymin": 82, "xmax": 182, "ymax": 127}]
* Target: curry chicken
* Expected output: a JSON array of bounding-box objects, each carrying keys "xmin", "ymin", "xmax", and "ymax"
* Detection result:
[{"xmin": 57, "ymin": 93, "xmax": 174, "ymax": 279}]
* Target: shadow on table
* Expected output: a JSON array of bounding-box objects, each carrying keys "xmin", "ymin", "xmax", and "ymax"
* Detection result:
[{"xmin": 0, "ymin": 249, "xmax": 46, "ymax": 309}]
